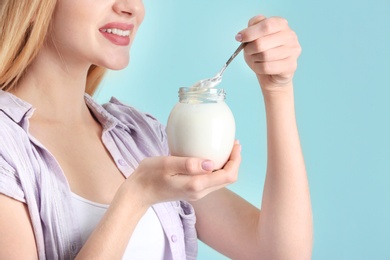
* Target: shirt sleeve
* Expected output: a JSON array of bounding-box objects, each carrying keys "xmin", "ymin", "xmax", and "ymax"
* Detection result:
[{"xmin": 0, "ymin": 155, "xmax": 25, "ymax": 203}]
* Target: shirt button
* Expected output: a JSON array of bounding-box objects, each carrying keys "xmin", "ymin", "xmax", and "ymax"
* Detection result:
[
  {"xmin": 171, "ymin": 235, "xmax": 177, "ymax": 243},
  {"xmin": 118, "ymin": 159, "xmax": 127, "ymax": 166},
  {"xmin": 71, "ymin": 243, "xmax": 78, "ymax": 254}
]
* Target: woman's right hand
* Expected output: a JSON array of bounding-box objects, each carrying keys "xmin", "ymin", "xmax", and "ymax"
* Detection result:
[{"xmin": 123, "ymin": 141, "xmax": 242, "ymax": 207}]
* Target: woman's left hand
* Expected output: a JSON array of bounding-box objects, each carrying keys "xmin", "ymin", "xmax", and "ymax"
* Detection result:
[{"xmin": 236, "ymin": 15, "xmax": 302, "ymax": 92}]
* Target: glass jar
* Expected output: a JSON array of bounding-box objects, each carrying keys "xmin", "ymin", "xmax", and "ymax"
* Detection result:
[{"xmin": 166, "ymin": 87, "xmax": 236, "ymax": 170}]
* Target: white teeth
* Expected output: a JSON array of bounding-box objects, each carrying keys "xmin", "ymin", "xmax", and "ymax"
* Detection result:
[{"xmin": 102, "ymin": 28, "xmax": 130, "ymax": 37}]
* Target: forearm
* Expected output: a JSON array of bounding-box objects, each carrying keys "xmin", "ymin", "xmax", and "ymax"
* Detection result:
[
  {"xmin": 75, "ymin": 180, "xmax": 149, "ymax": 259},
  {"xmin": 258, "ymin": 83, "xmax": 313, "ymax": 259}
]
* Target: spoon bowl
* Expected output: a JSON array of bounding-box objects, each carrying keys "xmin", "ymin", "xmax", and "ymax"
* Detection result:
[{"xmin": 192, "ymin": 42, "xmax": 247, "ymax": 88}]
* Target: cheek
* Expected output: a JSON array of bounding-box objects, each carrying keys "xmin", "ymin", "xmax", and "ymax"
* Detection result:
[
  {"xmin": 138, "ymin": 10, "xmax": 146, "ymax": 25},
  {"xmin": 50, "ymin": 10, "xmax": 97, "ymax": 57},
  {"xmin": 50, "ymin": 24, "xmax": 92, "ymax": 56},
  {"xmin": 51, "ymin": 1, "xmax": 95, "ymax": 43}
]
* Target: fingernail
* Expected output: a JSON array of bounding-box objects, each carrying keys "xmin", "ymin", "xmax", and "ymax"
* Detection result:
[
  {"xmin": 235, "ymin": 33, "xmax": 243, "ymax": 42},
  {"xmin": 202, "ymin": 160, "xmax": 214, "ymax": 171}
]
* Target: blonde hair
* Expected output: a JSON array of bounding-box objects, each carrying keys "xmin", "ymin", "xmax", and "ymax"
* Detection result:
[{"xmin": 0, "ymin": 0, "xmax": 105, "ymax": 95}]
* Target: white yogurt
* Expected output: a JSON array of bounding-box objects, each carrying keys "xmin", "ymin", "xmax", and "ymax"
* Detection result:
[{"xmin": 166, "ymin": 87, "xmax": 235, "ymax": 170}]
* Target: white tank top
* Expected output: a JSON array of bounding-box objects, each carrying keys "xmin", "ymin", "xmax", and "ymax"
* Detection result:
[{"xmin": 71, "ymin": 193, "xmax": 169, "ymax": 259}]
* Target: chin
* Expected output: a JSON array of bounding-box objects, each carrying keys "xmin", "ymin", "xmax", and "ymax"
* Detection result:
[
  {"xmin": 101, "ymin": 57, "xmax": 130, "ymax": 71},
  {"xmin": 95, "ymin": 51, "xmax": 130, "ymax": 70},
  {"xmin": 108, "ymin": 63, "xmax": 129, "ymax": 71}
]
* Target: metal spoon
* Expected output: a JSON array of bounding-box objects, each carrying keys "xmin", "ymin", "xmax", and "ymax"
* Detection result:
[{"xmin": 192, "ymin": 42, "xmax": 247, "ymax": 88}]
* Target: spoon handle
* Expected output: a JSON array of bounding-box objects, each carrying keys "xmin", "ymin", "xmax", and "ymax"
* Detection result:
[
  {"xmin": 226, "ymin": 42, "xmax": 248, "ymax": 67},
  {"xmin": 217, "ymin": 42, "xmax": 248, "ymax": 77}
]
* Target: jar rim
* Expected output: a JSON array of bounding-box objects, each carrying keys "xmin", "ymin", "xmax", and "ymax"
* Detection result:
[
  {"xmin": 178, "ymin": 86, "xmax": 226, "ymax": 103},
  {"xmin": 179, "ymin": 87, "xmax": 225, "ymax": 95}
]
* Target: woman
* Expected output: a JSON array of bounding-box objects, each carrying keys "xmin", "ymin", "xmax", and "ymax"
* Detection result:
[{"xmin": 0, "ymin": 0, "xmax": 312, "ymax": 259}]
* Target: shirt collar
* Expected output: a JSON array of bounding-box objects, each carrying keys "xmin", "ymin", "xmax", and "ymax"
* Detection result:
[
  {"xmin": 84, "ymin": 93, "xmax": 127, "ymax": 131},
  {"xmin": 0, "ymin": 89, "xmax": 34, "ymax": 123},
  {"xmin": 0, "ymin": 90, "xmax": 126, "ymax": 132}
]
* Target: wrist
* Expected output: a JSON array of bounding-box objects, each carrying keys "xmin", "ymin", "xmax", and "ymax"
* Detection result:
[
  {"xmin": 257, "ymin": 75, "xmax": 295, "ymax": 99},
  {"xmin": 262, "ymin": 83, "xmax": 294, "ymax": 103},
  {"xmin": 113, "ymin": 177, "xmax": 152, "ymax": 212}
]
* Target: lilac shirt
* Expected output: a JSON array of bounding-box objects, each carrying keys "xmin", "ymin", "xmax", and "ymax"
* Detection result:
[{"xmin": 0, "ymin": 90, "xmax": 197, "ymax": 260}]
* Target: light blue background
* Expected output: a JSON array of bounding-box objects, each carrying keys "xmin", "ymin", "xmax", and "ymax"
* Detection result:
[{"xmin": 94, "ymin": 1, "xmax": 390, "ymax": 259}]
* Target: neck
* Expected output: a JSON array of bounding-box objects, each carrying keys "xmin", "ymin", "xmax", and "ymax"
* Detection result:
[{"xmin": 11, "ymin": 48, "xmax": 95, "ymax": 125}]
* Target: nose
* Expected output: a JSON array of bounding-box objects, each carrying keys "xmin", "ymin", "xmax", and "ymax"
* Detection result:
[{"xmin": 113, "ymin": 0, "xmax": 145, "ymax": 19}]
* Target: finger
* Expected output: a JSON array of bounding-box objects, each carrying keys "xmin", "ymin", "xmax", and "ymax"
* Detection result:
[
  {"xmin": 182, "ymin": 142, "xmax": 242, "ymax": 190},
  {"xmin": 251, "ymin": 57, "xmax": 298, "ymax": 76},
  {"xmin": 221, "ymin": 142, "xmax": 242, "ymax": 174},
  {"xmin": 196, "ymin": 142, "xmax": 242, "ymax": 189},
  {"xmin": 165, "ymin": 171, "xmax": 225, "ymax": 201},
  {"xmin": 182, "ymin": 167, "xmax": 240, "ymax": 201},
  {"xmin": 171, "ymin": 174, "xmax": 227, "ymax": 201},
  {"xmin": 236, "ymin": 16, "xmax": 289, "ymax": 43},
  {"xmin": 168, "ymin": 146, "xmax": 241, "ymax": 201},
  {"xmin": 162, "ymin": 143, "xmax": 241, "ymax": 199},
  {"xmin": 248, "ymin": 14, "xmax": 266, "ymax": 26},
  {"xmin": 159, "ymin": 156, "xmax": 214, "ymax": 176},
  {"xmin": 244, "ymin": 29, "xmax": 296, "ymax": 55},
  {"xmin": 235, "ymin": 15, "xmax": 266, "ymax": 42},
  {"xmin": 247, "ymin": 45, "xmax": 292, "ymax": 62}
]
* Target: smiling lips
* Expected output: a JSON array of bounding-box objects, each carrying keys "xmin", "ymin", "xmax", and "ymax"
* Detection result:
[{"xmin": 100, "ymin": 23, "xmax": 134, "ymax": 46}]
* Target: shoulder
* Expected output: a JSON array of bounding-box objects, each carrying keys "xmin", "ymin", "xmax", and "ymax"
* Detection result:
[
  {"xmin": 0, "ymin": 114, "xmax": 27, "ymax": 202},
  {"xmin": 0, "ymin": 111, "xmax": 35, "ymax": 173},
  {"xmin": 0, "ymin": 112, "xmax": 29, "ymax": 153}
]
